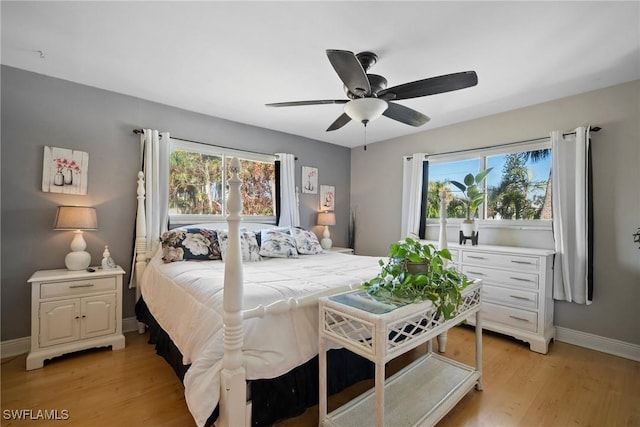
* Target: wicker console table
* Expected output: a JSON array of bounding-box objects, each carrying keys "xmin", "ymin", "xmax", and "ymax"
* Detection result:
[{"xmin": 319, "ymin": 280, "xmax": 483, "ymax": 427}]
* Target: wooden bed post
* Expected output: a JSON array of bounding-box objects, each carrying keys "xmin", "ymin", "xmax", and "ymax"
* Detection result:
[
  {"xmin": 219, "ymin": 157, "xmax": 248, "ymax": 427},
  {"xmin": 135, "ymin": 171, "xmax": 148, "ymax": 334}
]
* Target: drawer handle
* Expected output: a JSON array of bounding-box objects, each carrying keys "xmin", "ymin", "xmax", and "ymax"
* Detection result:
[
  {"xmin": 69, "ymin": 283, "xmax": 94, "ymax": 289},
  {"xmin": 467, "ymin": 256, "xmax": 486, "ymax": 260},
  {"xmin": 510, "ymin": 277, "xmax": 534, "ymax": 283},
  {"xmin": 509, "ymin": 295, "xmax": 531, "ymax": 301},
  {"xmin": 466, "ymin": 271, "xmax": 485, "ymax": 276},
  {"xmin": 511, "ymin": 260, "xmax": 534, "ymax": 265},
  {"xmin": 509, "ymin": 315, "xmax": 530, "ymax": 322}
]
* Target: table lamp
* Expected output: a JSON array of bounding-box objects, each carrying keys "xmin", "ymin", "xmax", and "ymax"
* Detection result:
[
  {"xmin": 54, "ymin": 206, "xmax": 98, "ymax": 270},
  {"xmin": 317, "ymin": 211, "xmax": 336, "ymax": 250}
]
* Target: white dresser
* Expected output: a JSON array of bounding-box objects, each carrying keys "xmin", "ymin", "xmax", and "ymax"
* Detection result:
[
  {"xmin": 26, "ymin": 266, "xmax": 126, "ymax": 370},
  {"xmin": 425, "ymin": 241, "xmax": 555, "ymax": 354}
]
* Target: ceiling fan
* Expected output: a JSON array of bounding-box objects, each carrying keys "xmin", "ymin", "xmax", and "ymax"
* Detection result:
[{"xmin": 266, "ymin": 49, "xmax": 478, "ymax": 131}]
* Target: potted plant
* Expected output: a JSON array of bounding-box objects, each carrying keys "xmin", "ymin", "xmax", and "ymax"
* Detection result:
[
  {"xmin": 362, "ymin": 237, "xmax": 469, "ymax": 320},
  {"xmin": 450, "ymin": 168, "xmax": 493, "ymax": 244}
]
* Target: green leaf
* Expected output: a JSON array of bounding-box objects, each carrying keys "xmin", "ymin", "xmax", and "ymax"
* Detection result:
[
  {"xmin": 449, "ymin": 180, "xmax": 467, "ymax": 193},
  {"xmin": 474, "ymin": 167, "xmax": 493, "ymax": 185},
  {"xmin": 463, "ymin": 173, "xmax": 475, "ymax": 186}
]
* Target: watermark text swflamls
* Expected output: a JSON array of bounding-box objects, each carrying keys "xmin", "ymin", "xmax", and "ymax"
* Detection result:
[{"xmin": 3, "ymin": 409, "xmax": 70, "ymax": 421}]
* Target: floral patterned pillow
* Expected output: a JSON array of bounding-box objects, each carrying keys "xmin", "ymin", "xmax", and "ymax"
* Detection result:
[
  {"xmin": 259, "ymin": 229, "xmax": 299, "ymax": 258},
  {"xmin": 290, "ymin": 227, "xmax": 324, "ymax": 255},
  {"xmin": 216, "ymin": 229, "xmax": 261, "ymax": 262},
  {"xmin": 160, "ymin": 228, "xmax": 221, "ymax": 263}
]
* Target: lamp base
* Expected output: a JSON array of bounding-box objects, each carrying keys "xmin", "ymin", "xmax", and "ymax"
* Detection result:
[
  {"xmin": 321, "ymin": 238, "xmax": 333, "ymax": 250},
  {"xmin": 65, "ymin": 250, "xmax": 91, "ymax": 271}
]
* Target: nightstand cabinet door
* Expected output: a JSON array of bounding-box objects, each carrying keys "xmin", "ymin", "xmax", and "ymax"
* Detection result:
[
  {"xmin": 82, "ymin": 294, "xmax": 117, "ymax": 339},
  {"xmin": 39, "ymin": 299, "xmax": 81, "ymax": 347}
]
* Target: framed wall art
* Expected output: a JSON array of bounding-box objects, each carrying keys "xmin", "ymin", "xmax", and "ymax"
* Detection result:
[
  {"xmin": 320, "ymin": 185, "xmax": 335, "ymax": 211},
  {"xmin": 42, "ymin": 146, "xmax": 89, "ymax": 195},
  {"xmin": 302, "ymin": 166, "xmax": 318, "ymax": 194}
]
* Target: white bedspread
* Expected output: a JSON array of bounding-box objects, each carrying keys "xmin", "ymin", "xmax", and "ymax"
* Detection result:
[{"xmin": 140, "ymin": 250, "xmax": 383, "ymax": 426}]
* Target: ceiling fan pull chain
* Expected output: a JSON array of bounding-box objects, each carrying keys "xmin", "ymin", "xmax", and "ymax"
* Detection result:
[{"xmin": 364, "ymin": 122, "xmax": 368, "ymax": 151}]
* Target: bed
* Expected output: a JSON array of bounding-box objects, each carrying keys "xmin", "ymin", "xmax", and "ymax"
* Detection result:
[{"xmin": 133, "ymin": 160, "xmax": 383, "ymax": 426}]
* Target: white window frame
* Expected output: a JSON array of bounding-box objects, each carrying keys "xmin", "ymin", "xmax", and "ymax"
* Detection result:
[
  {"xmin": 426, "ymin": 139, "xmax": 552, "ymax": 231},
  {"xmin": 169, "ymin": 140, "xmax": 277, "ymax": 226}
]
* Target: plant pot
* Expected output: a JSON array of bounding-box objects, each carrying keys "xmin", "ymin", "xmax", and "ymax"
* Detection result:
[
  {"xmin": 460, "ymin": 219, "xmax": 478, "ymax": 237},
  {"xmin": 406, "ymin": 262, "xmax": 429, "ymax": 275},
  {"xmin": 460, "ymin": 219, "xmax": 479, "ymax": 245}
]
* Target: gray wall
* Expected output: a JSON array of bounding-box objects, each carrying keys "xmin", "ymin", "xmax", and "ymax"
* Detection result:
[
  {"xmin": 1, "ymin": 66, "xmax": 351, "ymax": 341},
  {"xmin": 351, "ymin": 80, "xmax": 640, "ymax": 345}
]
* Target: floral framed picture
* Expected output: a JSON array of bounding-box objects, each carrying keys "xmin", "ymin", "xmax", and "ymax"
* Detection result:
[
  {"xmin": 320, "ymin": 185, "xmax": 335, "ymax": 211},
  {"xmin": 302, "ymin": 166, "xmax": 318, "ymax": 194},
  {"xmin": 42, "ymin": 146, "xmax": 89, "ymax": 195}
]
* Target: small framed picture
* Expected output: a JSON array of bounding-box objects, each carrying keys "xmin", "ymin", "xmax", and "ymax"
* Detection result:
[
  {"xmin": 42, "ymin": 146, "xmax": 89, "ymax": 195},
  {"xmin": 302, "ymin": 166, "xmax": 318, "ymax": 194},
  {"xmin": 320, "ymin": 185, "xmax": 335, "ymax": 211}
]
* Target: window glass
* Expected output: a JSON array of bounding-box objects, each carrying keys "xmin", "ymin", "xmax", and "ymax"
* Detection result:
[
  {"xmin": 486, "ymin": 149, "xmax": 552, "ymax": 220},
  {"xmin": 169, "ymin": 142, "xmax": 276, "ymax": 224},
  {"xmin": 426, "ymin": 147, "xmax": 551, "ymax": 221},
  {"xmin": 169, "ymin": 150, "xmax": 223, "ymax": 215},
  {"xmin": 428, "ymin": 159, "xmax": 481, "ymax": 219}
]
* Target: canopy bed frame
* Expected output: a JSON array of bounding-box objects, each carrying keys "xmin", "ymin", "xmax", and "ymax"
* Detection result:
[{"xmin": 133, "ymin": 158, "xmax": 374, "ymax": 426}]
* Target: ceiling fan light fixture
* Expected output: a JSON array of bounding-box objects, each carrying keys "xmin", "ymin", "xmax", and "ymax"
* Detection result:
[{"xmin": 344, "ymin": 98, "xmax": 388, "ymax": 124}]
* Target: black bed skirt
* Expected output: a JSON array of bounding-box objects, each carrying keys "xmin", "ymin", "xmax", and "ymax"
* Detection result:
[{"xmin": 135, "ymin": 298, "xmax": 374, "ymax": 426}]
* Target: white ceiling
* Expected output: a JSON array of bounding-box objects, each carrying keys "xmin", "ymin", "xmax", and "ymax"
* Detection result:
[{"xmin": 2, "ymin": 1, "xmax": 639, "ymax": 148}]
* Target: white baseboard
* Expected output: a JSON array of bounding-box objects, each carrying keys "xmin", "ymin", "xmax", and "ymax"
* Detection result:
[
  {"xmin": 3, "ymin": 323, "xmax": 638, "ymax": 361},
  {"xmin": 555, "ymin": 326, "xmax": 640, "ymax": 362},
  {"xmin": 1, "ymin": 317, "xmax": 141, "ymax": 359}
]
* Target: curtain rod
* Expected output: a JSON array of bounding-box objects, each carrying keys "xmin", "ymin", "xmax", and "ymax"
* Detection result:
[
  {"xmin": 409, "ymin": 126, "xmax": 601, "ymax": 160},
  {"xmin": 132, "ymin": 129, "xmax": 296, "ymax": 159}
]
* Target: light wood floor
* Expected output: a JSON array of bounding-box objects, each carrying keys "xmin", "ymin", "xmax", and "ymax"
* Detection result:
[{"xmin": 2, "ymin": 328, "xmax": 639, "ymax": 426}]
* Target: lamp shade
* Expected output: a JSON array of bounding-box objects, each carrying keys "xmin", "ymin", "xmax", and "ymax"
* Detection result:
[
  {"xmin": 317, "ymin": 211, "xmax": 336, "ymax": 226},
  {"xmin": 53, "ymin": 206, "xmax": 98, "ymax": 230},
  {"xmin": 343, "ymin": 98, "xmax": 388, "ymax": 124}
]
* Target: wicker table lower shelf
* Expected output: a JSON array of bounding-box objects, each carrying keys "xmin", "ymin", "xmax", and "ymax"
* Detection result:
[{"xmin": 319, "ymin": 280, "xmax": 483, "ymax": 427}]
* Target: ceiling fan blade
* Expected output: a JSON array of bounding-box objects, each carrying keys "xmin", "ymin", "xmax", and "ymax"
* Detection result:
[
  {"xmin": 379, "ymin": 71, "xmax": 478, "ymax": 101},
  {"xmin": 326, "ymin": 113, "xmax": 352, "ymax": 131},
  {"xmin": 383, "ymin": 102, "xmax": 430, "ymax": 127},
  {"xmin": 266, "ymin": 99, "xmax": 349, "ymax": 107},
  {"xmin": 326, "ymin": 49, "xmax": 371, "ymax": 97}
]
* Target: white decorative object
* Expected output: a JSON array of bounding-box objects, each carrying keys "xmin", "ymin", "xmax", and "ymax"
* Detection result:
[
  {"xmin": 101, "ymin": 245, "xmax": 116, "ymax": 270},
  {"xmin": 53, "ymin": 206, "xmax": 98, "ymax": 271},
  {"xmin": 319, "ymin": 280, "xmax": 483, "ymax": 426},
  {"xmin": 317, "ymin": 211, "xmax": 336, "ymax": 249},
  {"xmin": 26, "ymin": 266, "xmax": 126, "ymax": 370}
]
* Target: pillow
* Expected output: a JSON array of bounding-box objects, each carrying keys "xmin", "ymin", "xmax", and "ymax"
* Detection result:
[
  {"xmin": 217, "ymin": 229, "xmax": 261, "ymax": 262},
  {"xmin": 253, "ymin": 226, "xmax": 290, "ymax": 247},
  {"xmin": 160, "ymin": 228, "xmax": 221, "ymax": 263},
  {"xmin": 259, "ymin": 229, "xmax": 299, "ymax": 258},
  {"xmin": 290, "ymin": 227, "xmax": 324, "ymax": 255}
]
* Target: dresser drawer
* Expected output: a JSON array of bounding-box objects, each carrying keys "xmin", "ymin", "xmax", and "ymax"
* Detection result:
[
  {"xmin": 462, "ymin": 265, "xmax": 539, "ymax": 290},
  {"xmin": 482, "ymin": 302, "xmax": 538, "ymax": 333},
  {"xmin": 40, "ymin": 277, "xmax": 117, "ymax": 299},
  {"xmin": 462, "ymin": 252, "xmax": 539, "ymax": 272},
  {"xmin": 483, "ymin": 284, "xmax": 538, "ymax": 310}
]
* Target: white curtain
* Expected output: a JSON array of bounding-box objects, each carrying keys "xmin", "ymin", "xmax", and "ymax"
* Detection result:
[
  {"xmin": 401, "ymin": 153, "xmax": 427, "ymax": 239},
  {"xmin": 551, "ymin": 126, "xmax": 592, "ymax": 304},
  {"xmin": 276, "ymin": 153, "xmax": 300, "ymax": 227},
  {"xmin": 129, "ymin": 129, "xmax": 170, "ymax": 289}
]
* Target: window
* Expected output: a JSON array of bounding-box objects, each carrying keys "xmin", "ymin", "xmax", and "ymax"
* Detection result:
[
  {"xmin": 426, "ymin": 141, "xmax": 552, "ymax": 224},
  {"xmin": 168, "ymin": 140, "xmax": 276, "ymax": 225}
]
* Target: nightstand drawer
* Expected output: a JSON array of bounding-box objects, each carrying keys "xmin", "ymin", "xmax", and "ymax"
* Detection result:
[
  {"xmin": 462, "ymin": 265, "xmax": 539, "ymax": 290},
  {"xmin": 462, "ymin": 252, "xmax": 539, "ymax": 272},
  {"xmin": 41, "ymin": 277, "xmax": 116, "ymax": 299},
  {"xmin": 483, "ymin": 284, "xmax": 538, "ymax": 310},
  {"xmin": 482, "ymin": 302, "xmax": 538, "ymax": 333}
]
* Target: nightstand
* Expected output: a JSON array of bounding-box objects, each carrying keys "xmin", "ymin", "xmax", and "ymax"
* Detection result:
[
  {"xmin": 328, "ymin": 247, "xmax": 354, "ymax": 255},
  {"xmin": 26, "ymin": 266, "xmax": 126, "ymax": 370}
]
